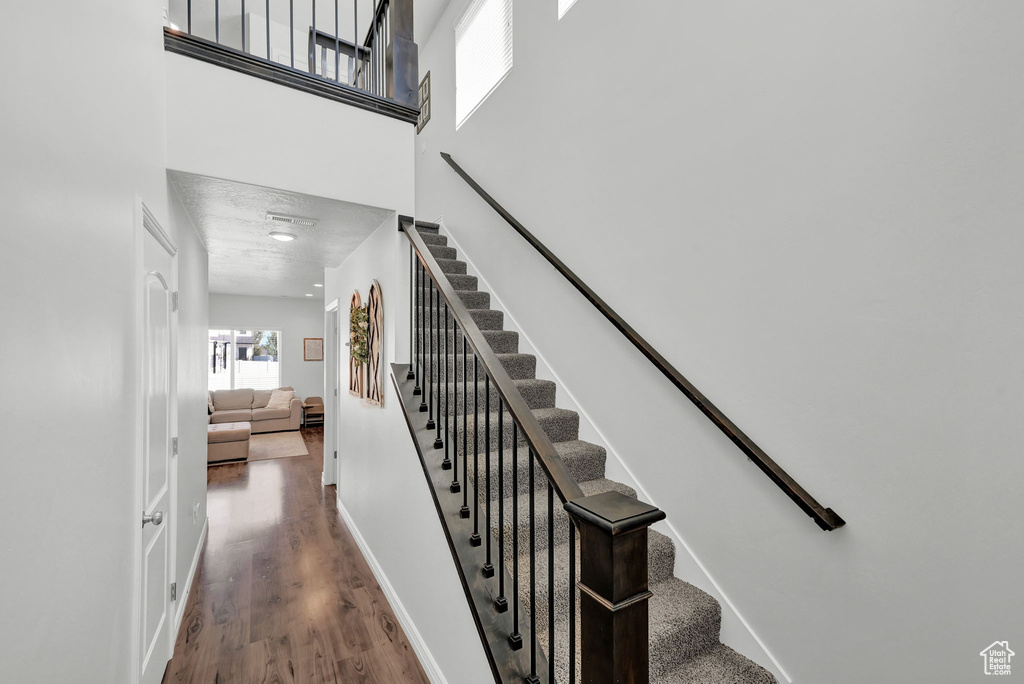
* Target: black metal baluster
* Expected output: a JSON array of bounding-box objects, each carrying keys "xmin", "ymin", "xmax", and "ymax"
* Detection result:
[
  {"xmin": 494, "ymin": 398, "xmax": 507, "ymax": 610},
  {"xmin": 509, "ymin": 421, "xmax": 522, "ymax": 649},
  {"xmin": 527, "ymin": 449, "xmax": 539, "ymax": 684},
  {"xmin": 334, "ymin": 0, "xmax": 340, "ymax": 83},
  {"xmin": 450, "ymin": 320, "xmax": 460, "ymax": 492},
  {"xmin": 440, "ymin": 302, "xmax": 449, "ymax": 458},
  {"xmin": 470, "ymin": 355, "xmax": 481, "ymax": 546},
  {"xmin": 187, "ymin": 0, "xmax": 192, "ymax": 33},
  {"xmin": 310, "ymin": 0, "xmax": 315, "ymax": 73},
  {"xmin": 215, "ymin": 0, "xmax": 220, "ymax": 42},
  {"xmin": 482, "ymin": 373, "xmax": 493, "ymax": 577},
  {"xmin": 265, "ymin": 0, "xmax": 270, "ymax": 59},
  {"xmin": 416, "ymin": 260, "xmax": 425, "ymax": 405},
  {"xmin": 353, "ymin": 0, "xmax": 359, "ymax": 88},
  {"xmin": 548, "ymin": 481, "xmax": 555, "ymax": 684},
  {"xmin": 426, "ymin": 282, "xmax": 435, "ymax": 429},
  {"xmin": 407, "ymin": 247, "xmax": 415, "ymax": 381},
  {"xmin": 289, "ymin": 0, "xmax": 294, "ymax": 68},
  {"xmin": 460, "ymin": 334, "xmax": 470, "ymax": 518},
  {"xmin": 569, "ymin": 519, "xmax": 576, "ymax": 684},
  {"xmin": 433, "ymin": 292, "xmax": 443, "ymax": 449},
  {"xmin": 241, "ymin": 0, "xmax": 246, "ymax": 49}
]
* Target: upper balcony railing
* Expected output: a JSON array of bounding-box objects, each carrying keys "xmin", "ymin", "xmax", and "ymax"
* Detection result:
[{"xmin": 163, "ymin": 0, "xmax": 419, "ymax": 123}]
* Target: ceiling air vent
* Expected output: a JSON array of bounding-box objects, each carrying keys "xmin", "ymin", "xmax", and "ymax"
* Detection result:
[{"xmin": 266, "ymin": 212, "xmax": 318, "ymax": 228}]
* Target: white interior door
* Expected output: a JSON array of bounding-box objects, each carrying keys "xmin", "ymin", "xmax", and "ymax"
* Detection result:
[{"xmin": 139, "ymin": 215, "xmax": 176, "ymax": 684}]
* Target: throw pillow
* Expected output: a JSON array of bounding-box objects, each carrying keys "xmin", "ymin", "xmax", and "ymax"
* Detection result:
[
  {"xmin": 207, "ymin": 391, "xmax": 215, "ymax": 414},
  {"xmin": 266, "ymin": 389, "xmax": 295, "ymax": 410}
]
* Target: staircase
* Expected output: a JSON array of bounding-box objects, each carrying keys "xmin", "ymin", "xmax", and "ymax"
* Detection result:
[{"xmin": 416, "ymin": 223, "xmax": 776, "ymax": 684}]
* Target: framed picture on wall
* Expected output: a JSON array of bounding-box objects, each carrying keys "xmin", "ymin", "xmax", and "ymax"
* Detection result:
[{"xmin": 303, "ymin": 337, "xmax": 324, "ymax": 361}]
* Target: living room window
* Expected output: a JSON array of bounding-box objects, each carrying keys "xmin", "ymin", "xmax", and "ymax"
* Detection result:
[
  {"xmin": 209, "ymin": 329, "xmax": 281, "ymax": 391},
  {"xmin": 455, "ymin": 0, "xmax": 513, "ymax": 129}
]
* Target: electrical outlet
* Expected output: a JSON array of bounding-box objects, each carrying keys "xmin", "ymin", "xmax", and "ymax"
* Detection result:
[{"xmin": 192, "ymin": 502, "xmax": 200, "ymax": 526}]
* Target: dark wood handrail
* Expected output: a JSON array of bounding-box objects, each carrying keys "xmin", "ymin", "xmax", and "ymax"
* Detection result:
[
  {"xmin": 439, "ymin": 153, "xmax": 846, "ymax": 531},
  {"xmin": 400, "ymin": 217, "xmax": 586, "ymax": 504}
]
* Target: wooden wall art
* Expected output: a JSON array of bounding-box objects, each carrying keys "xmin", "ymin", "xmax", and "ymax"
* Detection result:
[
  {"xmin": 365, "ymin": 280, "xmax": 385, "ymax": 407},
  {"xmin": 349, "ymin": 291, "xmax": 366, "ymax": 398}
]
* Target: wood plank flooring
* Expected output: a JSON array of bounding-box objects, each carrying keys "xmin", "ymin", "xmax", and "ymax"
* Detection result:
[{"xmin": 163, "ymin": 428, "xmax": 430, "ymax": 684}]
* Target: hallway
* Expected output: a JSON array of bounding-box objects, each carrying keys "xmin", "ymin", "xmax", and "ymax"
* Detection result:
[{"xmin": 163, "ymin": 428, "xmax": 430, "ymax": 684}]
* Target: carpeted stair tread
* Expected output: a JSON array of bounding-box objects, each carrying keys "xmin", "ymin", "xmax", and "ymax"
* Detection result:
[
  {"xmin": 419, "ymin": 273, "xmax": 478, "ymax": 291},
  {"xmin": 426, "ymin": 243, "xmax": 457, "ymax": 260},
  {"xmin": 660, "ymin": 644, "xmax": 777, "ymax": 684},
  {"xmin": 416, "ymin": 287, "xmax": 491, "ymax": 310},
  {"xmin": 420, "ymin": 308, "xmax": 504, "ymax": 331},
  {"xmin": 646, "ymin": 578, "xmax": 723, "ymax": 677},
  {"xmin": 418, "ymin": 232, "xmax": 447, "ymax": 246},
  {"xmin": 435, "ymin": 258, "xmax": 467, "ymax": 275},
  {"xmin": 470, "ymin": 440, "xmax": 606, "ymax": 498},
  {"xmin": 442, "ymin": 379, "xmax": 556, "ymax": 415},
  {"xmin": 513, "ymin": 529, "xmax": 677, "ymax": 623},
  {"xmin": 415, "ymin": 222, "xmax": 440, "ymax": 234},
  {"xmin": 458, "ymin": 407, "xmax": 579, "ymax": 454},
  {"xmin": 488, "ymin": 478, "xmax": 636, "ymax": 553},
  {"xmin": 422, "ymin": 328, "xmax": 521, "ymax": 354}
]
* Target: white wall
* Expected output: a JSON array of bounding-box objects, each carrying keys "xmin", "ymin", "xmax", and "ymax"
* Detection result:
[
  {"xmin": 415, "ymin": 2, "xmax": 1024, "ymax": 683},
  {"xmin": 324, "ymin": 217, "xmax": 493, "ymax": 684},
  {"xmin": 209, "ymin": 293, "xmax": 326, "ymax": 400},
  {"xmin": 165, "ymin": 51, "xmax": 415, "ymax": 215},
  {"xmin": 0, "ymin": 1, "xmax": 210, "ymax": 679}
]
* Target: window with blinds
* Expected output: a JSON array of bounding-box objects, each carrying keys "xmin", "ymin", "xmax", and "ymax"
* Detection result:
[
  {"xmin": 558, "ymin": 0, "xmax": 579, "ymax": 19},
  {"xmin": 455, "ymin": 0, "xmax": 513, "ymax": 129},
  {"xmin": 208, "ymin": 329, "xmax": 281, "ymax": 391}
]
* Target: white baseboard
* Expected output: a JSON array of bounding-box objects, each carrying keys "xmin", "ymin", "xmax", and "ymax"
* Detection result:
[
  {"xmin": 173, "ymin": 516, "xmax": 208, "ymax": 635},
  {"xmin": 336, "ymin": 495, "xmax": 448, "ymax": 684}
]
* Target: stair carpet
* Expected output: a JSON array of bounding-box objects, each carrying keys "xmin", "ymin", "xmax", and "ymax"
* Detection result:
[{"xmin": 416, "ymin": 226, "xmax": 775, "ymax": 684}]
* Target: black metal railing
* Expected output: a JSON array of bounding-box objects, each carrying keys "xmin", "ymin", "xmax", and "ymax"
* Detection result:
[
  {"xmin": 394, "ymin": 217, "xmax": 664, "ymax": 684},
  {"xmin": 440, "ymin": 152, "xmax": 846, "ymax": 532},
  {"xmin": 164, "ymin": 0, "xmax": 418, "ymax": 122}
]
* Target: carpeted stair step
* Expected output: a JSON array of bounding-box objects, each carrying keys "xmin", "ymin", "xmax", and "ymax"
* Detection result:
[
  {"xmin": 427, "ymin": 352, "xmax": 535, "ymax": 384},
  {"xmin": 418, "ymin": 232, "xmax": 447, "ymax": 246},
  {"xmin": 660, "ymin": 644, "xmax": 777, "ymax": 684},
  {"xmin": 418, "ymin": 274, "xmax": 478, "ymax": 291},
  {"xmin": 531, "ymin": 576, "xmax": 723, "ymax": 684},
  {"xmin": 425, "ymin": 243, "xmax": 458, "ymax": 260},
  {"xmin": 457, "ymin": 407, "xmax": 578, "ymax": 455},
  {"xmin": 488, "ymin": 478, "xmax": 636, "ymax": 554},
  {"xmin": 441, "ymin": 378, "xmax": 556, "ymax": 416},
  {"xmin": 415, "ymin": 222, "xmax": 440, "ymax": 234},
  {"xmin": 470, "ymin": 440, "xmax": 606, "ymax": 499},
  {"xmin": 435, "ymin": 258, "xmax": 467, "ymax": 275},
  {"xmin": 420, "ymin": 327, "xmax": 521, "ymax": 354},
  {"xmin": 512, "ymin": 529, "xmax": 677, "ymax": 626},
  {"xmin": 416, "ymin": 289, "xmax": 491, "ymax": 310},
  {"xmin": 419, "ymin": 308, "xmax": 504, "ymax": 331}
]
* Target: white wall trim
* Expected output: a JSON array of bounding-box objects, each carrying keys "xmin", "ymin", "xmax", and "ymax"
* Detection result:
[
  {"xmin": 173, "ymin": 516, "xmax": 208, "ymax": 635},
  {"xmin": 434, "ymin": 218, "xmax": 791, "ymax": 683},
  {"xmin": 336, "ymin": 495, "xmax": 448, "ymax": 684}
]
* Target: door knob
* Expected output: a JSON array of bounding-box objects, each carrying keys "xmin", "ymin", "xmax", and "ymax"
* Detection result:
[{"xmin": 142, "ymin": 510, "xmax": 164, "ymax": 527}]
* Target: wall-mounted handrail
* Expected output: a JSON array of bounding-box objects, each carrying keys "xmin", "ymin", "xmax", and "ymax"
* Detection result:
[
  {"xmin": 440, "ymin": 152, "xmax": 846, "ymax": 531},
  {"xmin": 401, "ymin": 217, "xmax": 585, "ymax": 504}
]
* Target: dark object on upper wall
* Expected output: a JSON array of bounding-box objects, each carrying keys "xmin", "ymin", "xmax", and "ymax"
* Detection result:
[{"xmin": 417, "ymin": 71, "xmax": 431, "ymax": 134}]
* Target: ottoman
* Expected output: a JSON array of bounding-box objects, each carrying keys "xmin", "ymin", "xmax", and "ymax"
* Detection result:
[{"xmin": 208, "ymin": 422, "xmax": 251, "ymax": 464}]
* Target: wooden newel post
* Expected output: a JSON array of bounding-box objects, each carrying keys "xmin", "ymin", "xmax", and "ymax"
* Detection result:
[
  {"xmin": 387, "ymin": 0, "xmax": 418, "ymax": 109},
  {"xmin": 565, "ymin": 491, "xmax": 666, "ymax": 684}
]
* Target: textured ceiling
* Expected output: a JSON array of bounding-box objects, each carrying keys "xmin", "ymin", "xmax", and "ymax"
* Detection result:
[{"xmin": 169, "ymin": 172, "xmax": 393, "ymax": 299}]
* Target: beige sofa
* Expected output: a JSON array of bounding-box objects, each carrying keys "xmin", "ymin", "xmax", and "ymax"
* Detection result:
[{"xmin": 208, "ymin": 387, "xmax": 302, "ymax": 433}]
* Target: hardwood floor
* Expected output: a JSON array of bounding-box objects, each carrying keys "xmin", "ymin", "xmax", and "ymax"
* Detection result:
[{"xmin": 163, "ymin": 427, "xmax": 430, "ymax": 684}]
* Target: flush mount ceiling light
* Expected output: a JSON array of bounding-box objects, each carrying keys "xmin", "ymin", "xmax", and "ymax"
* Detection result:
[
  {"xmin": 268, "ymin": 231, "xmax": 296, "ymax": 242},
  {"xmin": 305, "ymin": 293, "xmax": 314, "ymax": 297},
  {"xmin": 313, "ymin": 283, "xmax": 323, "ymax": 287}
]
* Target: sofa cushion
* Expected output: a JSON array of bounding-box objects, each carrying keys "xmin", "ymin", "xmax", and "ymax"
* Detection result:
[
  {"xmin": 266, "ymin": 389, "xmax": 295, "ymax": 410},
  {"xmin": 252, "ymin": 407, "xmax": 291, "ymax": 421},
  {"xmin": 213, "ymin": 388, "xmax": 254, "ymax": 411},
  {"xmin": 211, "ymin": 409, "xmax": 252, "ymax": 423},
  {"xmin": 207, "ymin": 422, "xmax": 251, "ymax": 443},
  {"xmin": 252, "ymin": 389, "xmax": 273, "ymax": 409}
]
